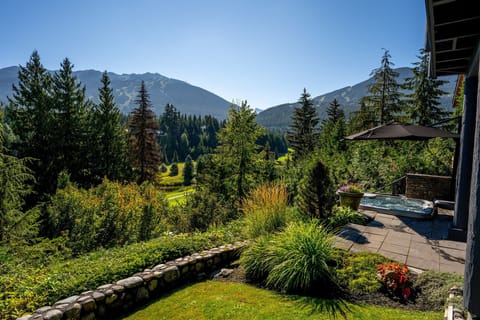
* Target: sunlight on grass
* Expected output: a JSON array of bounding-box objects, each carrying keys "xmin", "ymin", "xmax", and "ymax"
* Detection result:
[{"xmin": 122, "ymin": 281, "xmax": 442, "ymax": 320}]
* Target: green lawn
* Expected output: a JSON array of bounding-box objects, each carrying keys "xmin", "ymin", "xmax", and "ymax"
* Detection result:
[
  {"xmin": 123, "ymin": 281, "xmax": 442, "ymax": 320},
  {"xmin": 165, "ymin": 187, "xmax": 194, "ymax": 206}
]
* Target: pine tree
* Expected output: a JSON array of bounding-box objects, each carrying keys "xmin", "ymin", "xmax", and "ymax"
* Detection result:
[
  {"xmin": 90, "ymin": 71, "xmax": 129, "ymax": 181},
  {"xmin": 287, "ymin": 88, "xmax": 319, "ymax": 162},
  {"xmin": 403, "ymin": 49, "xmax": 449, "ymax": 126},
  {"xmin": 6, "ymin": 51, "xmax": 57, "ymax": 196},
  {"xmin": 128, "ymin": 81, "xmax": 161, "ymax": 183},
  {"xmin": 215, "ymin": 101, "xmax": 265, "ymax": 199},
  {"xmin": 363, "ymin": 49, "xmax": 402, "ymax": 124},
  {"xmin": 183, "ymin": 155, "xmax": 194, "ymax": 186},
  {"xmin": 52, "ymin": 58, "xmax": 91, "ymax": 184}
]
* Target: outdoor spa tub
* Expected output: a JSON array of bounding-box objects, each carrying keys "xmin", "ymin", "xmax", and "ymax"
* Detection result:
[{"xmin": 359, "ymin": 193, "xmax": 435, "ymax": 219}]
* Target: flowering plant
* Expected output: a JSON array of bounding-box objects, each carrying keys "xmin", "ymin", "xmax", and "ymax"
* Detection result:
[
  {"xmin": 376, "ymin": 262, "xmax": 412, "ymax": 300},
  {"xmin": 338, "ymin": 182, "xmax": 363, "ymax": 193}
]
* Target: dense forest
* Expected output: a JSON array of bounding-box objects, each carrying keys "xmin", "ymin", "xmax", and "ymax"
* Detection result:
[{"xmin": 0, "ymin": 49, "xmax": 461, "ymax": 318}]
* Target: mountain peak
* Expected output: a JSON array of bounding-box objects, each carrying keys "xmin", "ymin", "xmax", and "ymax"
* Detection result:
[{"xmin": 0, "ymin": 67, "xmax": 231, "ymax": 119}]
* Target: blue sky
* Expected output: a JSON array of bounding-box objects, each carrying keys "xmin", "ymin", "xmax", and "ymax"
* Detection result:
[{"xmin": 1, "ymin": 0, "xmax": 426, "ymax": 110}]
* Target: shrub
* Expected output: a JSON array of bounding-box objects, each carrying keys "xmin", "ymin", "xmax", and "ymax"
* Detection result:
[
  {"xmin": 169, "ymin": 163, "xmax": 179, "ymax": 176},
  {"xmin": 242, "ymin": 181, "xmax": 291, "ymax": 238},
  {"xmin": 296, "ymin": 158, "xmax": 336, "ymax": 219},
  {"xmin": 0, "ymin": 223, "xmax": 244, "ymax": 319},
  {"xmin": 414, "ymin": 271, "xmax": 463, "ymax": 311},
  {"xmin": 46, "ymin": 179, "xmax": 168, "ymax": 254},
  {"xmin": 241, "ymin": 221, "xmax": 336, "ymax": 295},
  {"xmin": 327, "ymin": 205, "xmax": 367, "ymax": 230},
  {"xmin": 160, "ymin": 163, "xmax": 168, "ymax": 173},
  {"xmin": 376, "ymin": 262, "xmax": 412, "ymax": 300},
  {"xmin": 335, "ymin": 251, "xmax": 387, "ymax": 294}
]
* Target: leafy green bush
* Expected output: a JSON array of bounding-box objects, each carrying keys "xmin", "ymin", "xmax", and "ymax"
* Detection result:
[
  {"xmin": 241, "ymin": 221, "xmax": 336, "ymax": 295},
  {"xmin": 0, "ymin": 223, "xmax": 244, "ymax": 319},
  {"xmin": 415, "ymin": 271, "xmax": 463, "ymax": 311},
  {"xmin": 327, "ymin": 205, "xmax": 367, "ymax": 230},
  {"xmin": 169, "ymin": 163, "xmax": 179, "ymax": 176},
  {"xmin": 242, "ymin": 182, "xmax": 292, "ymax": 238},
  {"xmin": 46, "ymin": 179, "xmax": 168, "ymax": 254},
  {"xmin": 335, "ymin": 251, "xmax": 390, "ymax": 294}
]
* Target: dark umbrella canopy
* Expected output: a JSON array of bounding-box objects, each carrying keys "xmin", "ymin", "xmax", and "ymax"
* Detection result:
[{"xmin": 345, "ymin": 122, "xmax": 459, "ymax": 140}]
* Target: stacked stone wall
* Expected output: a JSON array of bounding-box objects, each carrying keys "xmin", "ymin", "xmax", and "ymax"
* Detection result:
[{"xmin": 17, "ymin": 241, "xmax": 247, "ymax": 320}]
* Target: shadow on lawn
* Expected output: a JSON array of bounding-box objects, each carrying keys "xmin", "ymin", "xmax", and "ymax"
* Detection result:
[{"xmin": 291, "ymin": 295, "xmax": 351, "ymax": 319}]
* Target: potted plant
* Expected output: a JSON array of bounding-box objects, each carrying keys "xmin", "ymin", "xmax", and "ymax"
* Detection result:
[{"xmin": 337, "ymin": 182, "xmax": 364, "ymax": 210}]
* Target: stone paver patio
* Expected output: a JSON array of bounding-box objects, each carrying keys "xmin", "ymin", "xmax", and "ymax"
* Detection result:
[{"xmin": 334, "ymin": 209, "xmax": 466, "ymax": 274}]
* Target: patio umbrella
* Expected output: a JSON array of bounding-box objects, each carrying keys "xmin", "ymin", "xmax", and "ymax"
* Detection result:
[{"xmin": 345, "ymin": 122, "xmax": 459, "ymax": 140}]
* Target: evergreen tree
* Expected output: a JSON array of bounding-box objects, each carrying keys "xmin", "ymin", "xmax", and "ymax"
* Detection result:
[
  {"xmin": 90, "ymin": 71, "xmax": 129, "ymax": 181},
  {"xmin": 183, "ymin": 155, "xmax": 194, "ymax": 186},
  {"xmin": 128, "ymin": 81, "xmax": 161, "ymax": 183},
  {"xmin": 363, "ymin": 49, "xmax": 402, "ymax": 124},
  {"xmin": 215, "ymin": 101, "xmax": 265, "ymax": 199},
  {"xmin": 52, "ymin": 58, "xmax": 91, "ymax": 185},
  {"xmin": 287, "ymin": 88, "xmax": 319, "ymax": 162},
  {"xmin": 320, "ymin": 101, "xmax": 347, "ymax": 155},
  {"xmin": 0, "ymin": 109, "xmax": 35, "ymax": 241},
  {"xmin": 403, "ymin": 49, "xmax": 449, "ymax": 125},
  {"xmin": 297, "ymin": 158, "xmax": 335, "ymax": 219},
  {"xmin": 6, "ymin": 51, "xmax": 57, "ymax": 196},
  {"xmin": 169, "ymin": 163, "xmax": 179, "ymax": 176},
  {"xmin": 323, "ymin": 98, "xmax": 345, "ymax": 126},
  {"xmin": 347, "ymin": 102, "xmax": 377, "ymax": 133}
]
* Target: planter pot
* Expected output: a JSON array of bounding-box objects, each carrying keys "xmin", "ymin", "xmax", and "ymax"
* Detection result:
[{"xmin": 338, "ymin": 191, "xmax": 364, "ymax": 210}]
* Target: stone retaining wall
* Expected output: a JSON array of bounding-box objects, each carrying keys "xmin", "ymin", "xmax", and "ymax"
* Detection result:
[
  {"xmin": 405, "ymin": 173, "xmax": 453, "ymax": 201},
  {"xmin": 17, "ymin": 241, "xmax": 248, "ymax": 320}
]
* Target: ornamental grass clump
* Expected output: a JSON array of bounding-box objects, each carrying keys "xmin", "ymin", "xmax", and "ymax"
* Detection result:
[
  {"xmin": 242, "ymin": 181, "xmax": 290, "ymax": 238},
  {"xmin": 241, "ymin": 221, "xmax": 337, "ymax": 295}
]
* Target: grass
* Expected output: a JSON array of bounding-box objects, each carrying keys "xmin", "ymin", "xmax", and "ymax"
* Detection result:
[
  {"xmin": 165, "ymin": 187, "xmax": 195, "ymax": 206},
  {"xmin": 123, "ymin": 281, "xmax": 442, "ymax": 320}
]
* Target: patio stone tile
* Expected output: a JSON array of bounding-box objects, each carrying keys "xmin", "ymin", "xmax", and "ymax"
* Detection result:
[
  {"xmin": 439, "ymin": 261, "xmax": 464, "ymax": 275},
  {"xmin": 351, "ymin": 243, "xmax": 379, "ymax": 253},
  {"xmin": 434, "ymin": 240, "xmax": 467, "ymax": 251},
  {"xmin": 363, "ymin": 226, "xmax": 389, "ymax": 236},
  {"xmin": 361, "ymin": 233, "xmax": 386, "ymax": 244},
  {"xmin": 406, "ymin": 256, "xmax": 439, "ymax": 271},
  {"xmin": 436, "ymin": 247, "xmax": 466, "ymax": 263},
  {"xmin": 409, "ymin": 243, "xmax": 437, "ymax": 259},
  {"xmin": 410, "ymin": 234, "xmax": 430, "ymax": 244},
  {"xmin": 345, "ymin": 223, "xmax": 368, "ymax": 233},
  {"xmin": 377, "ymin": 249, "xmax": 407, "ymax": 264},
  {"xmin": 384, "ymin": 232, "xmax": 412, "ymax": 244},
  {"xmin": 334, "ymin": 240, "xmax": 353, "ymax": 251},
  {"xmin": 380, "ymin": 242, "xmax": 410, "ymax": 256}
]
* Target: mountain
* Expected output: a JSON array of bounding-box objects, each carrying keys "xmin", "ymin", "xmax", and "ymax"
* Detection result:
[
  {"xmin": 257, "ymin": 67, "xmax": 458, "ymax": 131},
  {"xmin": 0, "ymin": 67, "xmax": 232, "ymax": 119}
]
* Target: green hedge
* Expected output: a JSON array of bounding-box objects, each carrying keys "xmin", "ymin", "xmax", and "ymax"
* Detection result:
[{"xmin": 0, "ymin": 222, "xmax": 243, "ymax": 319}]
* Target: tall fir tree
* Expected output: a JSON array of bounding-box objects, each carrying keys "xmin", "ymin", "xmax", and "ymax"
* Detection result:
[
  {"xmin": 6, "ymin": 51, "xmax": 57, "ymax": 196},
  {"xmin": 183, "ymin": 154, "xmax": 194, "ymax": 186},
  {"xmin": 52, "ymin": 58, "xmax": 91, "ymax": 184},
  {"xmin": 0, "ymin": 108, "xmax": 35, "ymax": 241},
  {"xmin": 90, "ymin": 71, "xmax": 129, "ymax": 181},
  {"xmin": 323, "ymin": 98, "xmax": 345, "ymax": 126},
  {"xmin": 287, "ymin": 88, "xmax": 319, "ymax": 162},
  {"xmin": 215, "ymin": 101, "xmax": 265, "ymax": 199},
  {"xmin": 128, "ymin": 81, "xmax": 161, "ymax": 184},
  {"xmin": 321, "ymin": 99, "xmax": 346, "ymax": 153},
  {"xmin": 403, "ymin": 49, "xmax": 449, "ymax": 126},
  {"xmin": 363, "ymin": 49, "xmax": 402, "ymax": 124}
]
